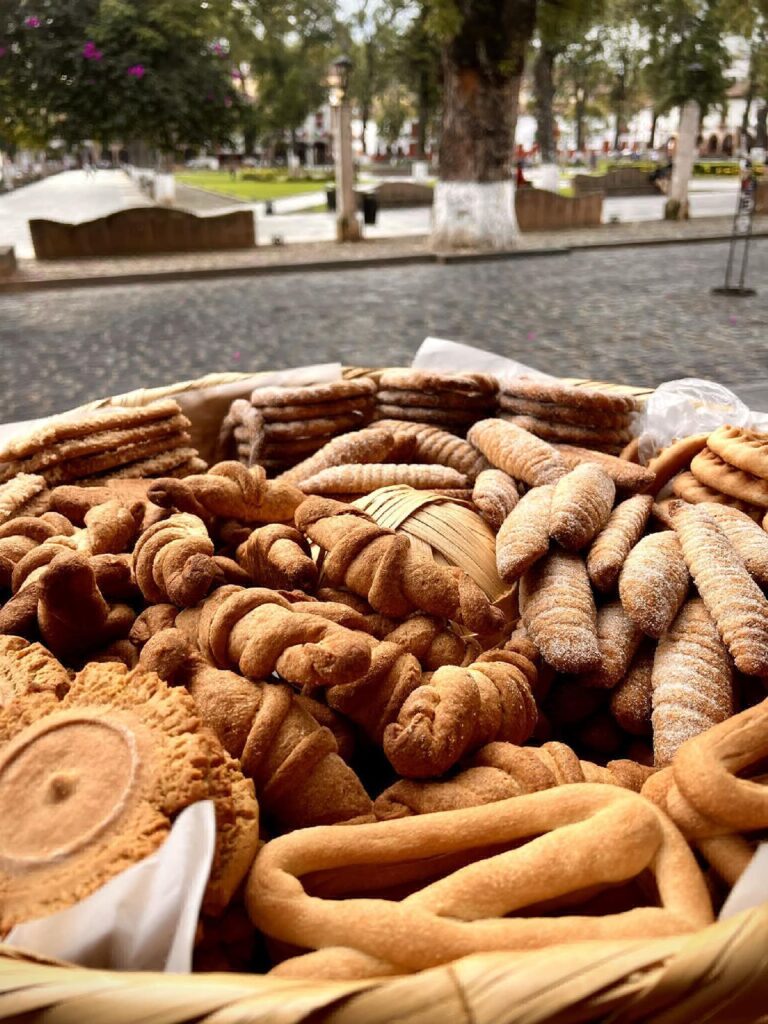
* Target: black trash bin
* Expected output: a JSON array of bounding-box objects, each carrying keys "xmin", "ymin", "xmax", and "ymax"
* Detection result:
[
  {"xmin": 326, "ymin": 187, "xmax": 336, "ymax": 212},
  {"xmin": 362, "ymin": 193, "xmax": 378, "ymax": 225},
  {"xmin": 265, "ymin": 200, "xmax": 274, "ymax": 215}
]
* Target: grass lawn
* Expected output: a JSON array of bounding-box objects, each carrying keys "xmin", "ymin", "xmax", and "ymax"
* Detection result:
[{"xmin": 175, "ymin": 170, "xmax": 333, "ymax": 201}]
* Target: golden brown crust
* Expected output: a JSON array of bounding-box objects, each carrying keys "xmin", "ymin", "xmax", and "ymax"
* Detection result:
[
  {"xmin": 471, "ymin": 469, "xmax": 519, "ymax": 531},
  {"xmin": 371, "ymin": 420, "xmax": 488, "ymax": 479},
  {"xmin": 149, "ymin": 462, "xmax": 303, "ymax": 524},
  {"xmin": 618, "ymin": 532, "xmax": 689, "ymax": 639},
  {"xmin": 554, "ymin": 445, "xmax": 655, "ymax": 492},
  {"xmin": 133, "ymin": 512, "xmax": 219, "ymax": 607},
  {"xmin": 520, "ymin": 550, "xmax": 600, "ymax": 673},
  {"xmin": 295, "ymin": 497, "xmax": 504, "ymax": 635},
  {"xmin": 646, "ymin": 434, "xmax": 709, "ymax": 496},
  {"xmin": 250, "ymin": 378, "xmax": 377, "ymax": 407},
  {"xmin": 610, "ymin": 642, "xmax": 654, "ymax": 736},
  {"xmin": 0, "ymin": 474, "xmax": 47, "ymax": 525},
  {"xmin": 0, "ymin": 662, "xmax": 259, "ymax": 927},
  {"xmin": 580, "ymin": 600, "xmax": 644, "ymax": 689},
  {"xmin": 277, "ymin": 428, "xmax": 401, "ymax": 485},
  {"xmin": 498, "ymin": 394, "xmax": 632, "ymax": 428},
  {"xmin": 501, "ymin": 415, "xmax": 634, "ymax": 449},
  {"xmin": 690, "ymin": 448, "xmax": 768, "ymax": 509},
  {"xmin": 651, "ymin": 598, "xmax": 735, "ymax": 767},
  {"xmin": 672, "ymin": 470, "xmax": 764, "ymax": 519},
  {"xmin": 495, "ymin": 484, "xmax": 553, "ymax": 583},
  {"xmin": 382, "ymin": 650, "xmax": 538, "ymax": 778},
  {"xmin": 236, "ymin": 524, "xmax": 318, "ymax": 591},
  {"xmin": 669, "ymin": 501, "xmax": 768, "ymax": 676},
  {"xmin": 708, "ymin": 424, "xmax": 768, "ymax": 479},
  {"xmin": 706, "ymin": 503, "xmax": 768, "ymax": 585},
  {"xmin": 299, "ymin": 463, "xmax": 469, "ymax": 494},
  {"xmin": 500, "ymin": 379, "xmax": 640, "ymax": 415},
  {"xmin": 0, "ymin": 635, "xmax": 70, "ymax": 707},
  {"xmin": 548, "ymin": 464, "xmax": 616, "ymax": 551},
  {"xmin": 468, "ymin": 419, "xmax": 568, "ymax": 486},
  {"xmin": 378, "ymin": 369, "xmax": 498, "ymax": 395},
  {"xmin": 587, "ymin": 494, "xmax": 654, "ymax": 592}
]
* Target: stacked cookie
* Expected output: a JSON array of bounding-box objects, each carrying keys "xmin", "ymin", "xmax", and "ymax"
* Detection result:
[
  {"xmin": 373, "ymin": 369, "xmax": 498, "ymax": 434},
  {"xmin": 0, "ymin": 400, "xmax": 205, "ymax": 488},
  {"xmin": 673, "ymin": 425, "xmax": 768, "ymax": 524},
  {"xmin": 222, "ymin": 378, "xmax": 377, "ymax": 472},
  {"xmin": 498, "ymin": 379, "xmax": 640, "ymax": 455}
]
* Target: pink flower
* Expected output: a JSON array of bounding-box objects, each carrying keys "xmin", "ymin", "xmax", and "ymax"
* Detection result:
[
  {"xmin": 127, "ymin": 64, "xmax": 145, "ymax": 78},
  {"xmin": 82, "ymin": 40, "xmax": 103, "ymax": 61},
  {"xmin": 24, "ymin": 15, "xmax": 41, "ymax": 28},
  {"xmin": 0, "ymin": 46, "xmax": 7, "ymax": 57},
  {"xmin": 230, "ymin": 68, "xmax": 242, "ymax": 79},
  {"xmin": 224, "ymin": 96, "xmax": 233, "ymax": 108}
]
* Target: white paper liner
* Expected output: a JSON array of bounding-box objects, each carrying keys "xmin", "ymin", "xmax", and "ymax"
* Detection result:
[
  {"xmin": 6, "ymin": 801, "xmax": 216, "ymax": 972},
  {"xmin": 719, "ymin": 843, "xmax": 768, "ymax": 920},
  {"xmin": 412, "ymin": 337, "xmax": 555, "ymax": 382}
]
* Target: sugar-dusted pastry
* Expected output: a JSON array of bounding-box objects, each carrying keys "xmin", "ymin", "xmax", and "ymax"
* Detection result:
[
  {"xmin": 618, "ymin": 532, "xmax": 689, "ymax": 639},
  {"xmin": 495, "ymin": 484, "xmax": 553, "ymax": 583},
  {"xmin": 0, "ymin": 634, "xmax": 70, "ymax": 706},
  {"xmin": 295, "ymin": 497, "xmax": 504, "ymax": 635},
  {"xmin": 580, "ymin": 600, "xmax": 643, "ymax": 689},
  {"xmin": 298, "ymin": 463, "xmax": 469, "ymax": 495},
  {"xmin": 548, "ymin": 464, "xmax": 616, "ymax": 551},
  {"xmin": 370, "ymin": 420, "xmax": 488, "ymax": 479},
  {"xmin": 498, "ymin": 394, "xmax": 632, "ymax": 429},
  {"xmin": 708, "ymin": 424, "xmax": 768, "ymax": 480},
  {"xmin": 705, "ymin": 503, "xmax": 768, "ymax": 586},
  {"xmin": 672, "ymin": 470, "xmax": 763, "ymax": 520},
  {"xmin": 277, "ymin": 428, "xmax": 401, "ymax": 485},
  {"xmin": 133, "ymin": 512, "xmax": 220, "ymax": 608},
  {"xmin": 246, "ymin": 784, "xmax": 712, "ymax": 974},
  {"xmin": 690, "ymin": 448, "xmax": 768, "ymax": 509},
  {"xmin": 500, "ymin": 378, "xmax": 640, "ymax": 416},
  {"xmin": 0, "ymin": 662, "xmax": 259, "ymax": 928},
  {"xmin": 140, "ymin": 629, "xmax": 373, "ymax": 829},
  {"xmin": 236, "ymin": 524, "xmax": 318, "ymax": 592},
  {"xmin": 520, "ymin": 550, "xmax": 600, "ymax": 673},
  {"xmin": 177, "ymin": 584, "xmax": 372, "ymax": 690},
  {"xmin": 587, "ymin": 494, "xmax": 654, "ymax": 592},
  {"xmin": 375, "ymin": 740, "xmax": 653, "ymax": 819},
  {"xmin": 148, "ymin": 462, "xmax": 303, "ymax": 524},
  {"xmin": 609, "ymin": 641, "xmax": 654, "ymax": 735},
  {"xmin": 651, "ymin": 598, "xmax": 735, "ymax": 767},
  {"xmin": 0, "ymin": 473, "xmax": 47, "ymax": 524},
  {"xmin": 471, "ymin": 469, "xmax": 519, "ymax": 531},
  {"xmin": 669, "ymin": 501, "xmax": 768, "ymax": 676},
  {"xmin": 383, "ymin": 649, "xmax": 538, "ymax": 778},
  {"xmin": 467, "ymin": 419, "xmax": 568, "ymax": 486},
  {"xmin": 554, "ymin": 445, "xmax": 655, "ymax": 492},
  {"xmin": 646, "ymin": 434, "xmax": 709, "ymax": 496},
  {"xmin": 502, "ymin": 415, "xmax": 633, "ymax": 449}
]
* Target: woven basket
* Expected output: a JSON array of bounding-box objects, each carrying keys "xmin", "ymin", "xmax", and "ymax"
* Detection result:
[{"xmin": 2, "ymin": 367, "xmax": 765, "ymax": 1024}]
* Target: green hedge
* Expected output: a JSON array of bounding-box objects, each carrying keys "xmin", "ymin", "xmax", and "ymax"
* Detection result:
[{"xmin": 240, "ymin": 168, "xmax": 329, "ymax": 183}]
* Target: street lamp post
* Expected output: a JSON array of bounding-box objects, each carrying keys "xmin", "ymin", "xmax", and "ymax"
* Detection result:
[{"xmin": 330, "ymin": 54, "xmax": 361, "ymax": 243}]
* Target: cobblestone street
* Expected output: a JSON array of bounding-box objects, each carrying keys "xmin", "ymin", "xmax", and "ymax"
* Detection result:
[{"xmin": 2, "ymin": 239, "xmax": 767, "ymax": 422}]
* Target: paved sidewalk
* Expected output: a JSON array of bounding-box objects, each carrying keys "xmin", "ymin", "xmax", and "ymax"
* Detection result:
[
  {"xmin": 3, "ymin": 214, "xmax": 766, "ymax": 293},
  {"xmin": 0, "ymin": 169, "xmax": 151, "ymax": 258}
]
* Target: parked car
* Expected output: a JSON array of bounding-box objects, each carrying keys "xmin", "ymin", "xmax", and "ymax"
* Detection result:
[{"xmin": 185, "ymin": 156, "xmax": 219, "ymax": 170}]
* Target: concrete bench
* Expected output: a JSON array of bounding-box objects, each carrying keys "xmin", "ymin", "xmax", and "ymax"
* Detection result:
[
  {"xmin": 0, "ymin": 247, "xmax": 16, "ymax": 277},
  {"xmin": 29, "ymin": 207, "xmax": 255, "ymax": 260},
  {"xmin": 515, "ymin": 188, "xmax": 602, "ymax": 232},
  {"xmin": 573, "ymin": 167, "xmax": 658, "ymax": 197}
]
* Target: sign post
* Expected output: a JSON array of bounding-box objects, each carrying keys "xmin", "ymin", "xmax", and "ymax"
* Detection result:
[{"xmin": 712, "ymin": 158, "xmax": 758, "ymax": 297}]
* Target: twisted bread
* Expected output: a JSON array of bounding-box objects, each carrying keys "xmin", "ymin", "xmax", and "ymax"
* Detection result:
[
  {"xmin": 148, "ymin": 461, "xmax": 303, "ymax": 523},
  {"xmin": 586, "ymin": 494, "xmax": 654, "ymax": 593},
  {"xmin": 140, "ymin": 628, "xmax": 373, "ymax": 829},
  {"xmin": 133, "ymin": 512, "xmax": 220, "ymax": 607},
  {"xmin": 374, "ymin": 740, "xmax": 654, "ymax": 819},
  {"xmin": 471, "ymin": 469, "xmax": 519, "ymax": 531},
  {"xmin": 382, "ymin": 649, "xmax": 538, "ymax": 778},
  {"xmin": 370, "ymin": 420, "xmax": 488, "ymax": 480},
  {"xmin": 548, "ymin": 464, "xmax": 616, "ymax": 551},
  {"xmin": 384, "ymin": 615, "xmax": 480, "ymax": 669},
  {"xmin": 236, "ymin": 524, "xmax": 318, "ymax": 591},
  {"xmin": 177, "ymin": 585, "xmax": 372, "ymax": 689},
  {"xmin": 295, "ymin": 497, "xmax": 504, "ymax": 635}
]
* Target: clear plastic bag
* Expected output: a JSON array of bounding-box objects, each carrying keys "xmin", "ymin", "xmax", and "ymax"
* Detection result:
[{"xmin": 637, "ymin": 378, "xmax": 752, "ymax": 464}]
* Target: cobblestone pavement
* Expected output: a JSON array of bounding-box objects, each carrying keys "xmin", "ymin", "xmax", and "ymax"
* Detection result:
[{"xmin": 1, "ymin": 239, "xmax": 767, "ymax": 423}]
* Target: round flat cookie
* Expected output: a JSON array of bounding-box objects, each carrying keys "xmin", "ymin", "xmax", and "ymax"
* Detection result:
[
  {"xmin": 378, "ymin": 369, "xmax": 498, "ymax": 395},
  {"xmin": 689, "ymin": 449, "xmax": 768, "ymax": 509},
  {"xmin": 377, "ymin": 389, "xmax": 495, "ymax": 411},
  {"xmin": 250, "ymin": 378, "xmax": 376, "ymax": 407},
  {"xmin": 501, "ymin": 414, "xmax": 634, "ymax": 448},
  {"xmin": 375, "ymin": 404, "xmax": 481, "ymax": 426},
  {"xmin": 672, "ymin": 470, "xmax": 764, "ymax": 520},
  {"xmin": 0, "ymin": 635, "xmax": 70, "ymax": 707},
  {"xmin": 500, "ymin": 378, "xmax": 640, "ymax": 415},
  {"xmin": 498, "ymin": 394, "xmax": 633, "ymax": 430},
  {"xmin": 707, "ymin": 424, "xmax": 768, "ymax": 481},
  {"xmin": 255, "ymin": 396, "xmax": 374, "ymax": 422}
]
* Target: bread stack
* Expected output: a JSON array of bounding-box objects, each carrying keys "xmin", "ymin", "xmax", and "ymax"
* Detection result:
[
  {"xmin": 672, "ymin": 425, "xmax": 768, "ymax": 524},
  {"xmin": 221, "ymin": 378, "xmax": 377, "ymax": 472},
  {"xmin": 498, "ymin": 378, "xmax": 640, "ymax": 455},
  {"xmin": 0, "ymin": 400, "xmax": 205, "ymax": 489},
  {"xmin": 373, "ymin": 369, "xmax": 498, "ymax": 434}
]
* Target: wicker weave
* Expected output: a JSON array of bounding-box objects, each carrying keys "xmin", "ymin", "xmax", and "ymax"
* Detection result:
[{"xmin": 1, "ymin": 366, "xmax": 763, "ymax": 1024}]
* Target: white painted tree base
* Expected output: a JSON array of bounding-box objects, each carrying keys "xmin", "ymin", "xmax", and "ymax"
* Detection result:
[{"xmin": 431, "ymin": 181, "xmax": 519, "ymax": 250}]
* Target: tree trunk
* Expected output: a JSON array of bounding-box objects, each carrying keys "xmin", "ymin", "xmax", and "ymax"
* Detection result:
[
  {"xmin": 360, "ymin": 105, "xmax": 369, "ymax": 156},
  {"xmin": 533, "ymin": 47, "xmax": 557, "ymax": 164},
  {"xmin": 665, "ymin": 100, "xmax": 700, "ymax": 221},
  {"xmin": 432, "ymin": 0, "xmax": 536, "ymax": 250},
  {"xmin": 648, "ymin": 110, "xmax": 658, "ymax": 150},
  {"xmin": 575, "ymin": 96, "xmax": 586, "ymax": 153},
  {"xmin": 417, "ymin": 68, "xmax": 430, "ymax": 159},
  {"xmin": 756, "ymin": 103, "xmax": 767, "ymax": 150}
]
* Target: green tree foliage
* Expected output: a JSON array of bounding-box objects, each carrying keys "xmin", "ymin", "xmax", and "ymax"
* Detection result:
[{"xmin": 0, "ymin": 0, "xmax": 246, "ymax": 153}]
